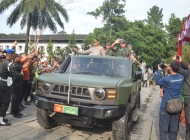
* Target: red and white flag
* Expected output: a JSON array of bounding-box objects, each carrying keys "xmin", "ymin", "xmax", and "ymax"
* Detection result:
[{"xmin": 178, "ymin": 14, "xmax": 190, "ymax": 56}]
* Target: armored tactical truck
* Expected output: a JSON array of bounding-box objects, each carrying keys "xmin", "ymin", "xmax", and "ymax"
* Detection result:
[{"xmin": 33, "ymin": 55, "xmax": 142, "ymax": 140}]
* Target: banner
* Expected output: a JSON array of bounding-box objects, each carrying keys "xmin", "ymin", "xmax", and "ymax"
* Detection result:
[{"xmin": 178, "ymin": 14, "xmax": 190, "ymax": 56}]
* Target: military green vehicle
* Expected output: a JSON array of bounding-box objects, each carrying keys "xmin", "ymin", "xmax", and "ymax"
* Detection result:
[{"xmin": 33, "ymin": 55, "xmax": 142, "ymax": 140}]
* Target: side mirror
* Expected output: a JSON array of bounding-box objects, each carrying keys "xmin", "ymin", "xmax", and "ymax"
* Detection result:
[{"xmin": 135, "ymin": 71, "xmax": 142, "ymax": 81}]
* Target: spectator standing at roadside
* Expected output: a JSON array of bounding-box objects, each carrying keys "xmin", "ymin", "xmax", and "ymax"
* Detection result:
[
  {"xmin": 0, "ymin": 49, "xmax": 16, "ymax": 126},
  {"xmin": 156, "ymin": 61, "xmax": 184, "ymax": 140},
  {"xmin": 147, "ymin": 73, "xmax": 151, "ymax": 87},
  {"xmin": 142, "ymin": 71, "xmax": 148, "ymax": 87},
  {"xmin": 176, "ymin": 56, "xmax": 190, "ymax": 140},
  {"xmin": 20, "ymin": 50, "xmax": 37, "ymax": 107},
  {"xmin": 10, "ymin": 54, "xmax": 24, "ymax": 118},
  {"xmin": 152, "ymin": 73, "xmax": 156, "ymax": 90}
]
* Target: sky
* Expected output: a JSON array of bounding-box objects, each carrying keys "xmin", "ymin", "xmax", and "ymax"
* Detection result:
[{"xmin": 0, "ymin": 0, "xmax": 189, "ymax": 35}]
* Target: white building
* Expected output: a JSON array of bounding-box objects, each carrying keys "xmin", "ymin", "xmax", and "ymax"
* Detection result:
[{"xmin": 0, "ymin": 34, "xmax": 86, "ymax": 54}]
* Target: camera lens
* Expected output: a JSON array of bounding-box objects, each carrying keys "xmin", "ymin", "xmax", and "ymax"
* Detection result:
[{"xmin": 159, "ymin": 63, "xmax": 165, "ymax": 69}]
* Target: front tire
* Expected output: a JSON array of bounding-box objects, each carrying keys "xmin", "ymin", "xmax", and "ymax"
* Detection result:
[
  {"xmin": 36, "ymin": 108, "xmax": 58, "ymax": 129},
  {"xmin": 112, "ymin": 104, "xmax": 132, "ymax": 140}
]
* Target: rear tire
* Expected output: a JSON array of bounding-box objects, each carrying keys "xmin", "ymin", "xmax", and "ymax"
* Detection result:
[
  {"xmin": 36, "ymin": 108, "xmax": 58, "ymax": 129},
  {"xmin": 112, "ymin": 104, "xmax": 132, "ymax": 140}
]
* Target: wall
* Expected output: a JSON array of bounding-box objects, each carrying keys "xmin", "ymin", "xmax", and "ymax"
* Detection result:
[{"xmin": 0, "ymin": 42, "xmax": 83, "ymax": 54}]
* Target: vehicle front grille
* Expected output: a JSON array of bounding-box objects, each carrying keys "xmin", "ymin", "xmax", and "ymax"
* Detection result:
[{"xmin": 51, "ymin": 85, "xmax": 91, "ymax": 100}]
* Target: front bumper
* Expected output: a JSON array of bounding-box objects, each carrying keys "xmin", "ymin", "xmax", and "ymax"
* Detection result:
[{"xmin": 33, "ymin": 94, "xmax": 125, "ymax": 119}]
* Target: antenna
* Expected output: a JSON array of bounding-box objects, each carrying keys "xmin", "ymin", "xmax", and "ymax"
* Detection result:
[{"xmin": 67, "ymin": 55, "xmax": 72, "ymax": 104}]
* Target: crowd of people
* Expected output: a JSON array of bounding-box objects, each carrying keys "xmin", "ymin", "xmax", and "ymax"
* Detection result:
[
  {"xmin": 140, "ymin": 56, "xmax": 190, "ymax": 140},
  {"xmin": 0, "ymin": 41, "xmax": 62, "ymax": 126},
  {"xmin": 0, "ymin": 38, "xmax": 136, "ymax": 126},
  {"xmin": 3, "ymin": 37, "xmax": 190, "ymax": 140}
]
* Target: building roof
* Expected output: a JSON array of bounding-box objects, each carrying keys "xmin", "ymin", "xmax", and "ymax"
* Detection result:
[{"xmin": 0, "ymin": 34, "xmax": 87, "ymax": 43}]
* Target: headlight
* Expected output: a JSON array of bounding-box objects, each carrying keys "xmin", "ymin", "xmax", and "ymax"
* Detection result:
[
  {"xmin": 94, "ymin": 88, "xmax": 106, "ymax": 101},
  {"xmin": 41, "ymin": 82, "xmax": 51, "ymax": 92}
]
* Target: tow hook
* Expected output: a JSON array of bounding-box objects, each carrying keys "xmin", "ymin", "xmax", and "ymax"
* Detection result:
[{"xmin": 49, "ymin": 112, "xmax": 56, "ymax": 117}]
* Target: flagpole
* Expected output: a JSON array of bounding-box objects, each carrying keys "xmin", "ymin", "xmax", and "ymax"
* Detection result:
[{"xmin": 67, "ymin": 56, "xmax": 72, "ymax": 104}]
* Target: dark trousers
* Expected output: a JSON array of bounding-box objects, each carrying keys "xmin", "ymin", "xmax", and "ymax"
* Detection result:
[
  {"xmin": 0, "ymin": 81, "xmax": 12, "ymax": 117},
  {"xmin": 11, "ymin": 85, "xmax": 22, "ymax": 115},
  {"xmin": 24, "ymin": 83, "xmax": 32, "ymax": 102},
  {"xmin": 142, "ymin": 80, "xmax": 147, "ymax": 87},
  {"xmin": 159, "ymin": 108, "xmax": 180, "ymax": 140},
  {"xmin": 184, "ymin": 98, "xmax": 190, "ymax": 140},
  {"xmin": 30, "ymin": 81, "xmax": 36, "ymax": 102},
  {"xmin": 20, "ymin": 80, "xmax": 28, "ymax": 103}
]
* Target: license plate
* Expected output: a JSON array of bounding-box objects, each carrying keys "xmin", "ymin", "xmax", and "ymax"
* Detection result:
[{"xmin": 54, "ymin": 104, "xmax": 78, "ymax": 116}]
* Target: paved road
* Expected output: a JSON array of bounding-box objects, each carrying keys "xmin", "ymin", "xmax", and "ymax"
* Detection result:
[{"xmin": 0, "ymin": 86, "xmax": 185, "ymax": 140}]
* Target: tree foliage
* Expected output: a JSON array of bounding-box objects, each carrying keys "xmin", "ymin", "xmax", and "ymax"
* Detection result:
[
  {"xmin": 0, "ymin": 0, "xmax": 69, "ymax": 54},
  {"xmin": 165, "ymin": 13, "xmax": 182, "ymax": 60},
  {"xmin": 145, "ymin": 5, "xmax": 164, "ymax": 28},
  {"xmin": 68, "ymin": 30, "xmax": 77, "ymax": 47},
  {"xmin": 84, "ymin": 2, "xmax": 187, "ymax": 70},
  {"xmin": 46, "ymin": 37, "xmax": 54, "ymax": 62}
]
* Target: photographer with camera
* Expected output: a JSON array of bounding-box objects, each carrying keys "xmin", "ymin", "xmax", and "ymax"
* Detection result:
[
  {"xmin": 156, "ymin": 61, "xmax": 184, "ymax": 140},
  {"xmin": 174, "ymin": 55, "xmax": 190, "ymax": 140}
]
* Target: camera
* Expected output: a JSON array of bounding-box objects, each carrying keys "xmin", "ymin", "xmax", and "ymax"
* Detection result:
[
  {"xmin": 0, "ymin": 55, "xmax": 6, "ymax": 59},
  {"xmin": 159, "ymin": 62, "xmax": 166, "ymax": 69}
]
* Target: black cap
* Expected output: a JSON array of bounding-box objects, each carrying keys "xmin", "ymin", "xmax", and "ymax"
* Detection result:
[{"xmin": 14, "ymin": 53, "xmax": 20, "ymax": 59}]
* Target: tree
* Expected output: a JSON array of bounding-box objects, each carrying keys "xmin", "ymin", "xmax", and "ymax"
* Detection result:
[
  {"xmin": 182, "ymin": 44, "xmax": 190, "ymax": 63},
  {"xmin": 88, "ymin": 0, "xmax": 128, "ymax": 35},
  {"xmin": 57, "ymin": 30, "xmax": 67, "ymax": 34},
  {"xmin": 40, "ymin": 46, "xmax": 45, "ymax": 57},
  {"xmin": 165, "ymin": 13, "xmax": 182, "ymax": 59},
  {"xmin": 46, "ymin": 37, "xmax": 54, "ymax": 62},
  {"xmin": 54, "ymin": 47, "xmax": 65, "ymax": 58},
  {"xmin": 0, "ymin": 0, "xmax": 69, "ymax": 54},
  {"xmin": 0, "ymin": 33, "xmax": 7, "ymax": 37},
  {"xmin": 84, "ymin": 0, "xmax": 129, "ymax": 48},
  {"xmin": 145, "ymin": 5, "xmax": 164, "ymax": 29},
  {"xmin": 28, "ymin": 42, "xmax": 35, "ymax": 54},
  {"xmin": 68, "ymin": 30, "xmax": 77, "ymax": 47}
]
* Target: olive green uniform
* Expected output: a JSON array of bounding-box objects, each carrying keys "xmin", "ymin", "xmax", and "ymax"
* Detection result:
[
  {"xmin": 105, "ymin": 49, "xmax": 113, "ymax": 56},
  {"xmin": 117, "ymin": 47, "xmax": 131, "ymax": 58}
]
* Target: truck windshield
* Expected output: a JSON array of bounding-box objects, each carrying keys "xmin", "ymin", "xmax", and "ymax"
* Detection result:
[{"xmin": 65, "ymin": 57, "xmax": 130, "ymax": 77}]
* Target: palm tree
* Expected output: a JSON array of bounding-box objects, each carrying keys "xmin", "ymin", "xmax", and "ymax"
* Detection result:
[{"xmin": 0, "ymin": 0, "xmax": 69, "ymax": 54}]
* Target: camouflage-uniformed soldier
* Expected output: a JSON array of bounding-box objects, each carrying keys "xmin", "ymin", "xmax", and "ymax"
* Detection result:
[
  {"xmin": 73, "ymin": 39, "xmax": 105, "ymax": 56},
  {"xmin": 111, "ymin": 39, "xmax": 131, "ymax": 58},
  {"xmin": 105, "ymin": 42, "xmax": 113, "ymax": 56}
]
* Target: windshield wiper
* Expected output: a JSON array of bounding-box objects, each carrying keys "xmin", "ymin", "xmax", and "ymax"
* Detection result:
[
  {"xmin": 75, "ymin": 71, "xmax": 97, "ymax": 75},
  {"xmin": 103, "ymin": 73, "xmax": 122, "ymax": 77}
]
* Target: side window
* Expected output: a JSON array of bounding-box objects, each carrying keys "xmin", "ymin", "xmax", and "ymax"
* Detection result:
[{"xmin": 19, "ymin": 46, "xmax": 22, "ymax": 51}]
